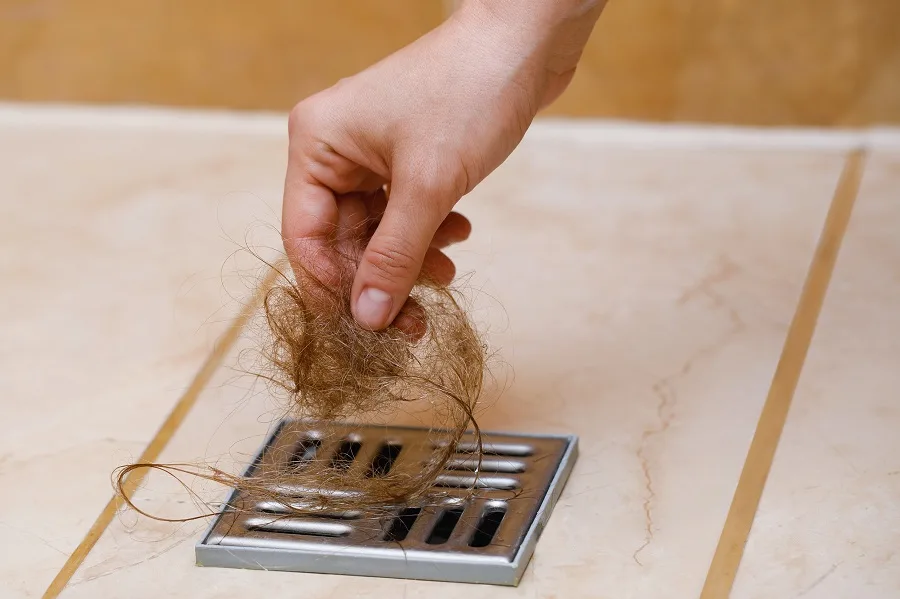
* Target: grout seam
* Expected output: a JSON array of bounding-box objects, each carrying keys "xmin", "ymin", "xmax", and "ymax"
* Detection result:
[
  {"xmin": 3, "ymin": 103, "xmax": 900, "ymax": 150},
  {"xmin": 699, "ymin": 149, "xmax": 867, "ymax": 598},
  {"xmin": 41, "ymin": 266, "xmax": 281, "ymax": 599}
]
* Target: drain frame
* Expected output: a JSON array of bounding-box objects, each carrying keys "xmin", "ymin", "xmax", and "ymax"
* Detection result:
[{"xmin": 196, "ymin": 420, "xmax": 578, "ymax": 586}]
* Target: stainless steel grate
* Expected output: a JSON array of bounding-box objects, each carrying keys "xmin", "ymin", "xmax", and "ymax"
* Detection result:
[{"xmin": 196, "ymin": 420, "xmax": 577, "ymax": 586}]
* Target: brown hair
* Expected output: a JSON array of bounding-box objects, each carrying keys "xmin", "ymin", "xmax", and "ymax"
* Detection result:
[{"xmin": 115, "ymin": 250, "xmax": 488, "ymax": 520}]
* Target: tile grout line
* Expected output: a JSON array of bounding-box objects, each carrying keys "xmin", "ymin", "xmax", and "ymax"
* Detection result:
[
  {"xmin": 699, "ymin": 149, "xmax": 867, "ymax": 599},
  {"xmin": 5, "ymin": 103, "xmax": 900, "ymax": 152},
  {"xmin": 42, "ymin": 266, "xmax": 282, "ymax": 599}
]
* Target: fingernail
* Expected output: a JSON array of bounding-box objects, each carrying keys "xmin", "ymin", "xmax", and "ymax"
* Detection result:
[{"xmin": 355, "ymin": 287, "xmax": 393, "ymax": 329}]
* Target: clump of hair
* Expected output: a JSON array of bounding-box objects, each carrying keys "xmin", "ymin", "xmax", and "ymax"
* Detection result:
[{"xmin": 115, "ymin": 247, "xmax": 488, "ymax": 520}]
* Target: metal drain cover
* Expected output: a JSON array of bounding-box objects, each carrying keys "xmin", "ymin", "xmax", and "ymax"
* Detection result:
[{"xmin": 196, "ymin": 420, "xmax": 577, "ymax": 586}]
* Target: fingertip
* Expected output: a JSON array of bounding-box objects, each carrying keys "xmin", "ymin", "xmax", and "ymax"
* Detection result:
[
  {"xmin": 393, "ymin": 299, "xmax": 427, "ymax": 342},
  {"xmin": 448, "ymin": 211, "xmax": 473, "ymax": 238},
  {"xmin": 353, "ymin": 286, "xmax": 394, "ymax": 330},
  {"xmin": 431, "ymin": 211, "xmax": 472, "ymax": 249},
  {"xmin": 421, "ymin": 248, "xmax": 456, "ymax": 286}
]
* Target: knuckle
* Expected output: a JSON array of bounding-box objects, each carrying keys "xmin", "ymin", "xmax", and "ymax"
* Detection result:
[
  {"xmin": 287, "ymin": 101, "xmax": 311, "ymax": 138},
  {"xmin": 365, "ymin": 236, "xmax": 420, "ymax": 285},
  {"xmin": 415, "ymin": 172, "xmax": 452, "ymax": 199},
  {"xmin": 334, "ymin": 76, "xmax": 354, "ymax": 90},
  {"xmin": 401, "ymin": 153, "xmax": 469, "ymax": 208},
  {"xmin": 287, "ymin": 95, "xmax": 331, "ymax": 139}
]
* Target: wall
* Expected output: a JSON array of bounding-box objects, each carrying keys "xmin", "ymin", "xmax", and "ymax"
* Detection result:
[{"xmin": 1, "ymin": 0, "xmax": 898, "ymax": 126}]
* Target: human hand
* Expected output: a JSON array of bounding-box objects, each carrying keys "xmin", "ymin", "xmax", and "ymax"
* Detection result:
[{"xmin": 282, "ymin": 0, "xmax": 602, "ymax": 332}]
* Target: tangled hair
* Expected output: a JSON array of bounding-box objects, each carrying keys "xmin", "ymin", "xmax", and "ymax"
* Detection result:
[{"xmin": 115, "ymin": 250, "xmax": 488, "ymax": 520}]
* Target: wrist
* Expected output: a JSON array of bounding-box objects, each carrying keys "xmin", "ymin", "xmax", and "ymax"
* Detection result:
[
  {"xmin": 457, "ymin": 0, "xmax": 605, "ymax": 75},
  {"xmin": 466, "ymin": 0, "xmax": 604, "ymax": 26}
]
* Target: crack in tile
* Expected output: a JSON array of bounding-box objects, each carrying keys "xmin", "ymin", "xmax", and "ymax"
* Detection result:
[
  {"xmin": 796, "ymin": 562, "xmax": 840, "ymax": 598},
  {"xmin": 0, "ymin": 519, "xmax": 69, "ymax": 556},
  {"xmin": 633, "ymin": 379, "xmax": 676, "ymax": 566},
  {"xmin": 71, "ymin": 536, "xmax": 191, "ymax": 586},
  {"xmin": 632, "ymin": 261, "xmax": 747, "ymax": 566}
]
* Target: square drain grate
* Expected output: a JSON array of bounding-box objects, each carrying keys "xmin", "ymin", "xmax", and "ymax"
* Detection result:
[{"xmin": 196, "ymin": 419, "xmax": 577, "ymax": 586}]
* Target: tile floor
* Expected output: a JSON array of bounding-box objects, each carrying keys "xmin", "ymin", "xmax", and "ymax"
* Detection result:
[{"xmin": 1, "ymin": 105, "xmax": 896, "ymax": 598}]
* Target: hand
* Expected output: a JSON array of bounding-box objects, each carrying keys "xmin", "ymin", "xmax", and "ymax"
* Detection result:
[{"xmin": 282, "ymin": 0, "xmax": 602, "ymax": 332}]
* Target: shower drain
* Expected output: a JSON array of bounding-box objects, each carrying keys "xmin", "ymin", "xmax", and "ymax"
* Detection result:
[{"xmin": 196, "ymin": 420, "xmax": 578, "ymax": 586}]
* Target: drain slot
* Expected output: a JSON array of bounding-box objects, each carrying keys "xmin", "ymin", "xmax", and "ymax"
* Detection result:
[
  {"xmin": 426, "ymin": 508, "xmax": 465, "ymax": 545},
  {"xmin": 268, "ymin": 484, "xmax": 363, "ymax": 498},
  {"xmin": 434, "ymin": 474, "xmax": 519, "ymax": 490},
  {"xmin": 368, "ymin": 442, "xmax": 402, "ymax": 477},
  {"xmin": 470, "ymin": 506, "xmax": 507, "ymax": 547},
  {"xmin": 290, "ymin": 437, "xmax": 322, "ymax": 468},
  {"xmin": 445, "ymin": 457, "xmax": 526, "ymax": 473},
  {"xmin": 255, "ymin": 500, "xmax": 361, "ymax": 520},
  {"xmin": 246, "ymin": 517, "xmax": 351, "ymax": 537},
  {"xmin": 454, "ymin": 441, "xmax": 534, "ymax": 456},
  {"xmin": 330, "ymin": 438, "xmax": 362, "ymax": 470},
  {"xmin": 383, "ymin": 507, "xmax": 421, "ymax": 542}
]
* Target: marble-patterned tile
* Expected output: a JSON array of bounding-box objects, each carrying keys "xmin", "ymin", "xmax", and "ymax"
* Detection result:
[
  {"xmin": 732, "ymin": 151, "xmax": 900, "ymax": 599},
  {"xmin": 0, "ymin": 117, "xmax": 284, "ymax": 597},
  {"xmin": 60, "ymin": 140, "xmax": 844, "ymax": 598}
]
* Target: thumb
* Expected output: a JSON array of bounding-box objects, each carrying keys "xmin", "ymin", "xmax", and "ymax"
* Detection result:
[{"xmin": 351, "ymin": 178, "xmax": 454, "ymax": 330}]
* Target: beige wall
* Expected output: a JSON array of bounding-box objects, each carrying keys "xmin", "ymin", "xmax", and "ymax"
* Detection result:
[
  {"xmin": 1, "ymin": 0, "xmax": 898, "ymax": 126},
  {"xmin": 552, "ymin": 0, "xmax": 900, "ymax": 126}
]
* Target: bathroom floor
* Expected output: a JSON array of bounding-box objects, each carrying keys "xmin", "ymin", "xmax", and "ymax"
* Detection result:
[{"xmin": 1, "ymin": 105, "xmax": 897, "ymax": 599}]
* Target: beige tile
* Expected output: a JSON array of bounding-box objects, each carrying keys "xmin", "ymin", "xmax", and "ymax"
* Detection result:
[
  {"xmin": 59, "ymin": 139, "xmax": 844, "ymax": 598},
  {"xmin": 0, "ymin": 116, "xmax": 284, "ymax": 598},
  {"xmin": 732, "ymin": 151, "xmax": 900, "ymax": 599}
]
